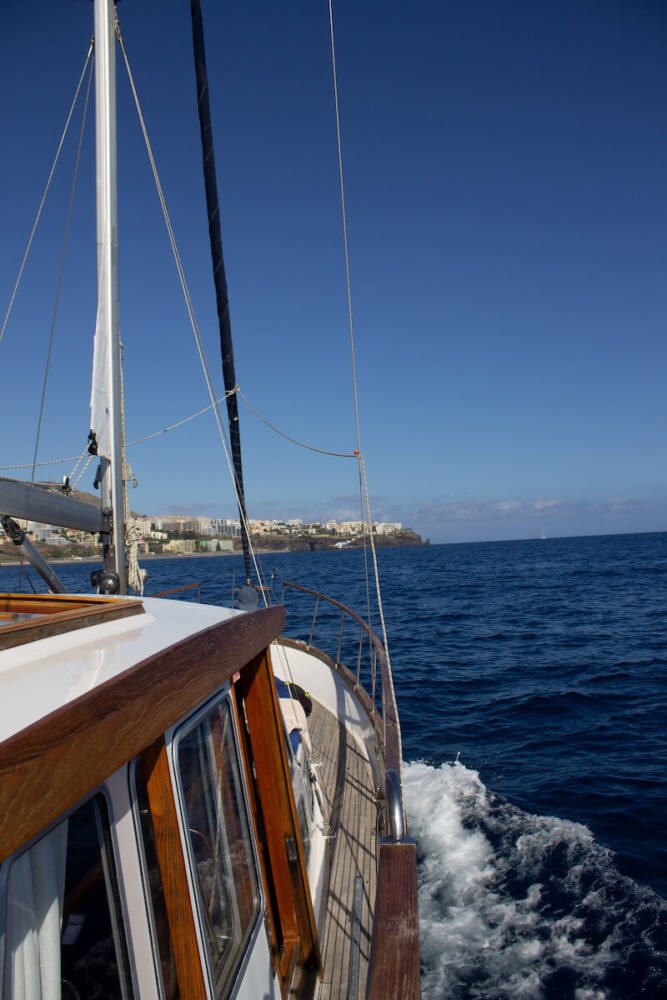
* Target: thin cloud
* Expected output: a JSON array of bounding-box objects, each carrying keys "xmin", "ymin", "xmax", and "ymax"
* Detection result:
[
  {"xmin": 534, "ymin": 498, "xmax": 560, "ymax": 510},
  {"xmin": 401, "ymin": 495, "xmax": 667, "ymax": 542},
  {"xmin": 496, "ymin": 499, "xmax": 522, "ymax": 513}
]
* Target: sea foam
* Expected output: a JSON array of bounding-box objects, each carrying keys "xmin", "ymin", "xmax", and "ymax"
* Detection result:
[{"xmin": 403, "ymin": 760, "xmax": 667, "ymax": 999}]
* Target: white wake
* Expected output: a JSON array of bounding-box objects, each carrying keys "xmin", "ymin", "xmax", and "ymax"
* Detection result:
[{"xmin": 403, "ymin": 760, "xmax": 663, "ymax": 999}]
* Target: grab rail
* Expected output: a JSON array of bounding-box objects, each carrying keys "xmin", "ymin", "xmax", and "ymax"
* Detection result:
[
  {"xmin": 281, "ymin": 580, "xmax": 404, "ymax": 834},
  {"xmin": 281, "ymin": 580, "xmax": 420, "ymax": 997}
]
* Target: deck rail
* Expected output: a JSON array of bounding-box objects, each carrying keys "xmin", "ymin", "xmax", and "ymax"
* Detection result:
[
  {"xmin": 281, "ymin": 580, "xmax": 402, "ymax": 799},
  {"xmin": 281, "ymin": 580, "xmax": 420, "ymax": 997}
]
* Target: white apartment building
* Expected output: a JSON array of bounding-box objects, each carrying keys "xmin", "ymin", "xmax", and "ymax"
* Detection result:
[{"xmin": 163, "ymin": 539, "xmax": 196, "ymax": 554}]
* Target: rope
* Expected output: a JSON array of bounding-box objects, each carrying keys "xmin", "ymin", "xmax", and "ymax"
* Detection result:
[
  {"xmin": 0, "ymin": 454, "xmax": 83, "ymax": 472},
  {"xmin": 0, "ymin": 42, "xmax": 94, "ymax": 348},
  {"xmin": 125, "ymin": 515, "xmax": 147, "ymax": 595},
  {"xmin": 67, "ymin": 446, "xmax": 91, "ymax": 483},
  {"xmin": 116, "ymin": 19, "xmax": 268, "ymax": 603},
  {"xmin": 31, "ymin": 56, "xmax": 94, "ymax": 483},
  {"xmin": 119, "ymin": 340, "xmax": 146, "ymax": 595},
  {"xmin": 71, "ymin": 452, "xmax": 94, "ymax": 490}
]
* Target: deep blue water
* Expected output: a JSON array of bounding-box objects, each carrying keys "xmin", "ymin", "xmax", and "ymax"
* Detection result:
[{"xmin": 3, "ymin": 531, "xmax": 666, "ymax": 997}]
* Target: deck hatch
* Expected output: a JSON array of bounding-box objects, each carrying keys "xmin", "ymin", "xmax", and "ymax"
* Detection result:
[{"xmin": 0, "ymin": 594, "xmax": 144, "ymax": 651}]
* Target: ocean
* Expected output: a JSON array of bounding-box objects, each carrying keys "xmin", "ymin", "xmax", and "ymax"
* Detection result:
[{"xmin": 2, "ymin": 530, "xmax": 666, "ymax": 998}]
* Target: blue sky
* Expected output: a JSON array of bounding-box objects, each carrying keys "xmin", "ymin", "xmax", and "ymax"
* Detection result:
[{"xmin": 1, "ymin": 0, "xmax": 666, "ymax": 543}]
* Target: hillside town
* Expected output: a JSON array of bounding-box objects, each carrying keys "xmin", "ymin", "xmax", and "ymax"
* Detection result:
[{"xmin": 0, "ymin": 512, "xmax": 425, "ymax": 561}]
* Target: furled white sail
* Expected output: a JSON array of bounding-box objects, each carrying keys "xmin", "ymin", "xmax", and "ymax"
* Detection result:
[{"xmin": 89, "ymin": 257, "xmax": 112, "ymax": 460}]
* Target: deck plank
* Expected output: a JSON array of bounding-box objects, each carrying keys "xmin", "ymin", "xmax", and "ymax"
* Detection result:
[{"xmin": 307, "ymin": 700, "xmax": 377, "ymax": 1000}]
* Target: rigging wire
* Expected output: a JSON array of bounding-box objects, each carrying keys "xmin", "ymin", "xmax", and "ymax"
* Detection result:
[
  {"xmin": 237, "ymin": 388, "xmax": 358, "ymax": 459},
  {"xmin": 328, "ymin": 0, "xmax": 361, "ymax": 455},
  {"xmin": 0, "ymin": 392, "xmax": 235, "ymax": 471},
  {"xmin": 359, "ymin": 453, "xmax": 402, "ymax": 761},
  {"xmin": 327, "ymin": 0, "xmax": 376, "ymax": 667},
  {"xmin": 0, "ymin": 42, "xmax": 94, "ymax": 348},
  {"xmin": 115, "ymin": 20, "xmax": 268, "ymax": 603},
  {"xmin": 0, "ymin": 383, "xmax": 356, "ymax": 471},
  {"xmin": 31, "ymin": 55, "xmax": 95, "ymax": 483},
  {"xmin": 126, "ymin": 391, "xmax": 235, "ymax": 447}
]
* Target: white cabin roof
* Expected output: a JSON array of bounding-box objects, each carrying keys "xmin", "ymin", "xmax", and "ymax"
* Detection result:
[{"xmin": 0, "ymin": 597, "xmax": 240, "ymax": 745}]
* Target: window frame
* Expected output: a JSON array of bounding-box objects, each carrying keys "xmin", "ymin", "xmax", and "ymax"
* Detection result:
[
  {"xmin": 0, "ymin": 785, "xmax": 134, "ymax": 999},
  {"xmin": 129, "ymin": 755, "xmax": 180, "ymax": 1000},
  {"xmin": 167, "ymin": 687, "xmax": 264, "ymax": 999}
]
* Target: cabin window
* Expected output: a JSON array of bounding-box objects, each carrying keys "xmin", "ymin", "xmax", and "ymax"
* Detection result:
[
  {"xmin": 2, "ymin": 793, "xmax": 132, "ymax": 998},
  {"xmin": 176, "ymin": 698, "xmax": 260, "ymax": 997},
  {"xmin": 133, "ymin": 758, "xmax": 180, "ymax": 999}
]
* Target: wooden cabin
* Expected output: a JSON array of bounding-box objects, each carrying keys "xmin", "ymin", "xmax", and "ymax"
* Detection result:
[{"xmin": 0, "ymin": 592, "xmax": 419, "ymax": 998}]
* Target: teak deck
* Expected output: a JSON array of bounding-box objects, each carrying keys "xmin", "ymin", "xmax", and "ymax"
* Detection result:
[{"xmin": 307, "ymin": 699, "xmax": 378, "ymax": 1000}]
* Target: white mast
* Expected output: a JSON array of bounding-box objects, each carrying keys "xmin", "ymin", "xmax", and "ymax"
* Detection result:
[{"xmin": 91, "ymin": 0, "xmax": 127, "ymax": 593}]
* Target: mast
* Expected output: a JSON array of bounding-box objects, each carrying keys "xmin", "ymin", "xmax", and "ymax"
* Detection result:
[
  {"xmin": 189, "ymin": 0, "xmax": 253, "ymax": 586},
  {"xmin": 92, "ymin": 0, "xmax": 127, "ymax": 593}
]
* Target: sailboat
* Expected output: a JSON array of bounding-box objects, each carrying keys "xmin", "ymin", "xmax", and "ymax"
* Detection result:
[{"xmin": 0, "ymin": 2, "xmax": 419, "ymax": 997}]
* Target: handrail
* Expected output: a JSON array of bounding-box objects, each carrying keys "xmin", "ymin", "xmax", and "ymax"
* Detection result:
[
  {"xmin": 384, "ymin": 768, "xmax": 405, "ymax": 841},
  {"xmin": 149, "ymin": 568, "xmax": 237, "ymax": 603},
  {"xmin": 281, "ymin": 580, "xmax": 404, "ymax": 827},
  {"xmin": 281, "ymin": 580, "xmax": 420, "ymax": 998}
]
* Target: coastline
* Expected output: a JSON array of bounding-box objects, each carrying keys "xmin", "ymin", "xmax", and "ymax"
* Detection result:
[
  {"xmin": 0, "ymin": 550, "xmax": 240, "ymax": 569},
  {"xmin": 0, "ymin": 541, "xmax": 428, "ymax": 570}
]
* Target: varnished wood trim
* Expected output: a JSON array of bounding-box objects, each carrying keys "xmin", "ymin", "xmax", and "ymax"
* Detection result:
[
  {"xmin": 0, "ymin": 593, "xmax": 138, "ymax": 614},
  {"xmin": 0, "ymin": 594, "xmax": 144, "ymax": 651},
  {"xmin": 231, "ymin": 685, "xmax": 302, "ymax": 998},
  {"xmin": 367, "ymin": 841, "xmax": 421, "ymax": 1000},
  {"xmin": 229, "ymin": 692, "xmax": 279, "ymax": 954},
  {"xmin": 0, "ymin": 601, "xmax": 144, "ymax": 650},
  {"xmin": 0, "ymin": 604, "xmax": 285, "ymax": 860},
  {"xmin": 237, "ymin": 649, "xmax": 321, "ymax": 981},
  {"xmin": 142, "ymin": 738, "xmax": 208, "ymax": 1000}
]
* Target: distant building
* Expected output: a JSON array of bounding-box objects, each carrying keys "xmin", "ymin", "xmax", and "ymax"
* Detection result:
[
  {"xmin": 163, "ymin": 539, "xmax": 196, "ymax": 554},
  {"xmin": 334, "ymin": 521, "xmax": 364, "ymax": 535},
  {"xmin": 43, "ymin": 534, "xmax": 68, "ymax": 547},
  {"xmin": 374, "ymin": 522, "xmax": 403, "ymax": 535},
  {"xmin": 197, "ymin": 539, "xmax": 233, "ymax": 553}
]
